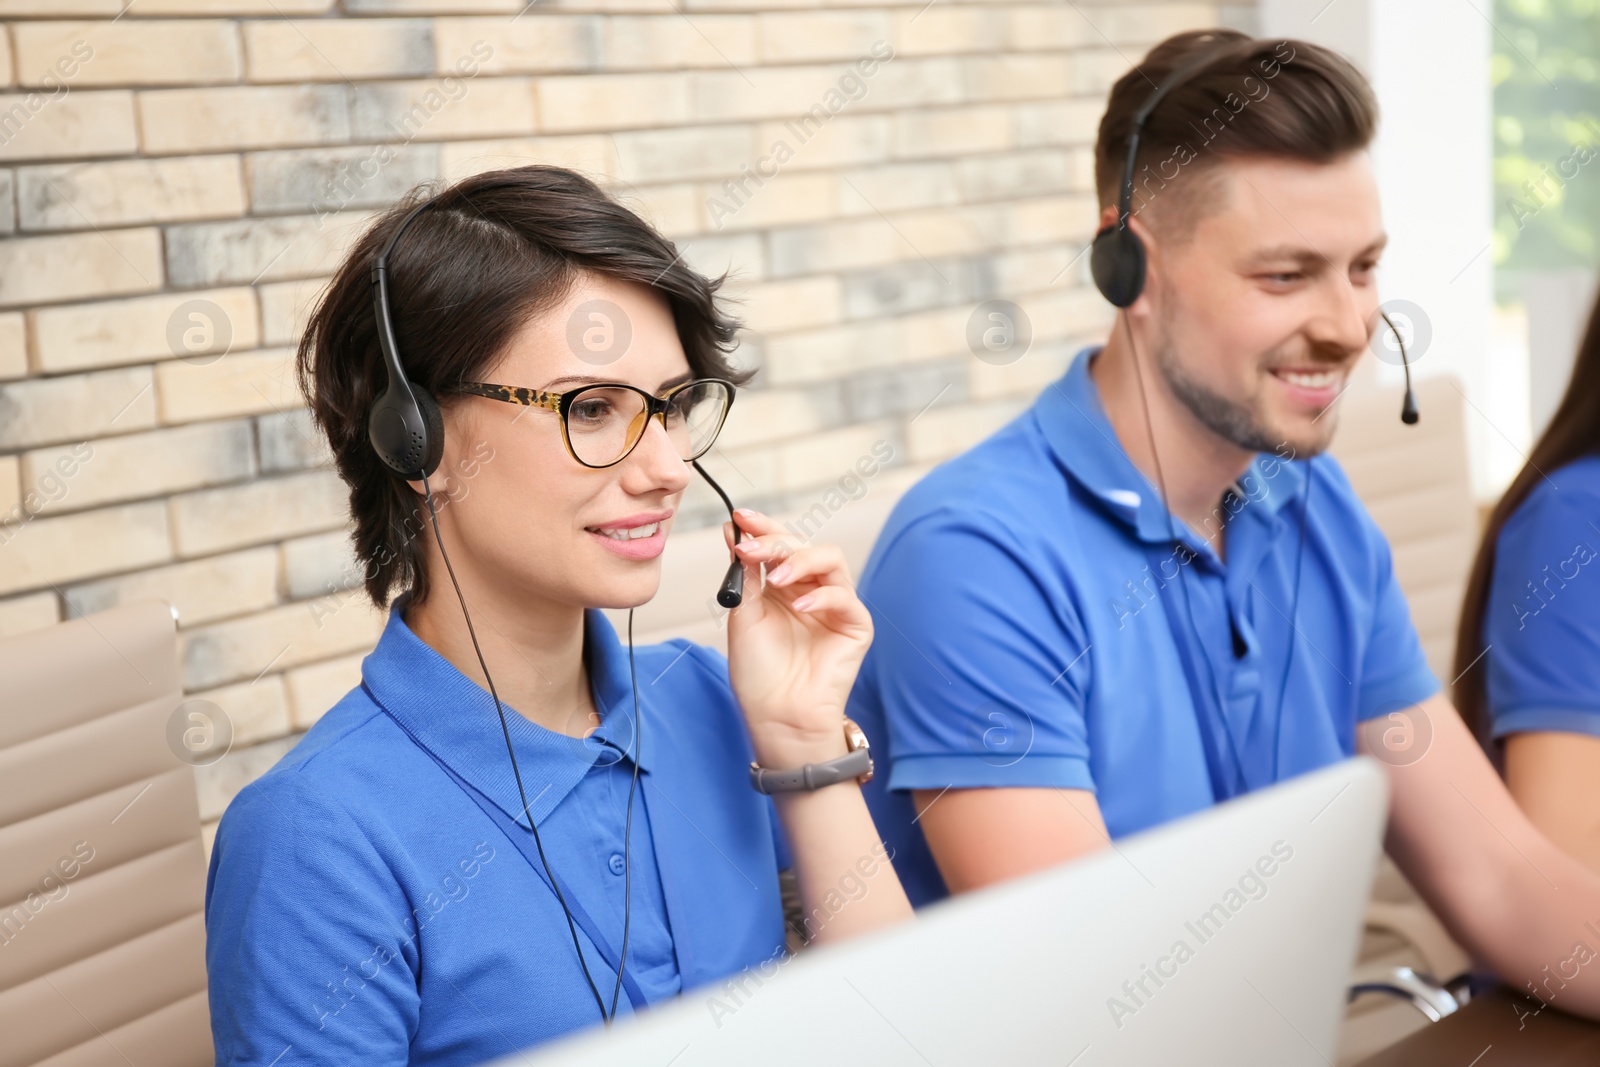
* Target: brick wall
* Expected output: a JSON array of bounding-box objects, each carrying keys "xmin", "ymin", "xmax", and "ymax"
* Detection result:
[{"xmin": 0, "ymin": 0, "xmax": 1255, "ymax": 848}]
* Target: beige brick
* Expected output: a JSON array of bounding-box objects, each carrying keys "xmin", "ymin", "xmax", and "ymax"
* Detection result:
[
  {"xmin": 892, "ymin": 7, "xmax": 1008, "ymax": 56},
  {"xmin": 0, "ymin": 455, "xmax": 17, "ymax": 516},
  {"xmin": 0, "ymin": 0, "xmax": 121, "ymax": 12},
  {"xmin": 0, "ymin": 228, "xmax": 160, "ymax": 310},
  {"xmin": 0, "ymin": 590, "xmax": 57, "ymax": 636},
  {"xmin": 137, "ymin": 0, "xmax": 332, "ymax": 10},
  {"xmin": 966, "ymin": 54, "xmax": 1074, "ymax": 103},
  {"xmin": 64, "ymin": 546, "xmax": 279, "ymax": 630},
  {"xmin": 138, "ymin": 85, "xmax": 349, "ymax": 155},
  {"xmin": 613, "ymin": 125, "xmax": 755, "ymax": 185},
  {"xmin": 22, "ymin": 421, "xmax": 256, "ymax": 515},
  {"xmin": 439, "ymin": 135, "xmax": 619, "ymax": 183},
  {"xmin": 0, "ymin": 367, "xmax": 155, "ymax": 450},
  {"xmin": 0, "ymin": 501, "xmax": 170, "ymax": 596},
  {"xmin": 15, "ymin": 21, "xmax": 242, "ymax": 88},
  {"xmin": 538, "ymin": 73, "xmax": 690, "ymax": 132},
  {"xmin": 616, "ymin": 183, "xmax": 700, "ymax": 239},
  {"xmin": 777, "ymin": 421, "xmax": 894, "ymax": 493},
  {"xmin": 245, "ymin": 19, "xmax": 434, "ymax": 83},
  {"xmin": 764, "ymin": 319, "xmax": 906, "ymax": 386},
  {"xmin": 602, "ymin": 14, "xmax": 756, "ymax": 70},
  {"xmin": 195, "ymin": 732, "xmax": 298, "ymax": 823},
  {"xmin": 259, "ymin": 277, "xmax": 330, "ymax": 347},
  {"xmin": 345, "ymin": 0, "xmax": 520, "ymax": 10},
  {"xmin": 859, "ymin": 58, "xmax": 965, "ymax": 113},
  {"xmin": 1006, "ymin": 6, "xmax": 1095, "ymax": 51},
  {"xmin": 165, "ymin": 211, "xmax": 372, "ymax": 288},
  {"xmin": 768, "ymin": 216, "xmax": 904, "ymax": 278},
  {"xmin": 740, "ymin": 276, "xmax": 842, "ymax": 334},
  {"xmin": 17, "ymin": 156, "xmax": 245, "ymax": 231},
  {"xmin": 1002, "ymin": 193, "xmax": 1100, "ymax": 246},
  {"xmin": 894, "ymin": 203, "xmax": 1004, "ymax": 259},
  {"xmin": 285, "ymin": 651, "xmax": 365, "ymax": 729},
  {"xmin": 0, "ymin": 26, "xmax": 12, "ymax": 88},
  {"xmin": 1098, "ymin": 5, "xmax": 1218, "ymax": 46},
  {"xmin": 0, "ymin": 313, "xmax": 24, "ymax": 380},
  {"xmin": 434, "ymin": 16, "xmax": 597, "ymax": 74},
  {"xmin": 1015, "ymin": 99, "xmax": 1104, "ymax": 149},
  {"xmin": 156, "ymin": 347, "xmax": 303, "ymax": 424},
  {"xmin": 837, "ymin": 162, "xmax": 958, "ymax": 217},
  {"xmin": 757, "ymin": 12, "xmax": 889, "ymax": 63},
  {"xmin": 170, "ymin": 469, "xmax": 349, "ymax": 558},
  {"xmin": 691, "ymin": 66, "xmax": 856, "ymax": 125},
  {"xmin": 180, "ymin": 595, "xmax": 383, "ymax": 691},
  {"xmin": 753, "ymin": 114, "xmax": 889, "ymax": 172},
  {"xmin": 29, "ymin": 288, "xmax": 259, "ymax": 373},
  {"xmin": 718, "ymin": 388, "xmax": 826, "ymax": 450},
  {"xmin": 676, "ymin": 231, "xmax": 765, "ymax": 285},
  {"xmin": 703, "ymin": 170, "xmax": 836, "ymax": 232},
  {"xmin": 0, "ymin": 90, "xmax": 136, "ymax": 162},
  {"xmin": 892, "ymin": 105, "xmax": 1014, "ymax": 158},
  {"xmin": 350, "ymin": 77, "xmax": 537, "ymax": 142},
  {"xmin": 970, "ymin": 337, "xmax": 1080, "ymax": 401},
  {"xmin": 281, "ymin": 528, "xmax": 358, "ymax": 601},
  {"xmin": 907, "ymin": 398, "xmax": 1025, "ymax": 464},
  {"xmin": 187, "ymin": 674, "xmax": 292, "ymax": 748}
]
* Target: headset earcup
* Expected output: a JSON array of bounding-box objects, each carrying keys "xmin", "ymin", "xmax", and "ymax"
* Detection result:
[
  {"xmin": 414, "ymin": 388, "xmax": 445, "ymax": 479},
  {"xmin": 1090, "ymin": 225, "xmax": 1147, "ymax": 309}
]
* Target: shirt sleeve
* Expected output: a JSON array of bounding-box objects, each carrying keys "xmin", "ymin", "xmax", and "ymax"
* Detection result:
[
  {"xmin": 1343, "ymin": 468, "xmax": 1443, "ymax": 722},
  {"xmin": 857, "ymin": 508, "xmax": 1095, "ymax": 793},
  {"xmin": 205, "ymin": 775, "xmax": 420, "ymax": 1066},
  {"xmin": 1484, "ymin": 486, "xmax": 1600, "ymax": 738}
]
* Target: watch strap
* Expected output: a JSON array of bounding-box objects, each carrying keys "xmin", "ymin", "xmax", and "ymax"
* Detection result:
[{"xmin": 749, "ymin": 745, "xmax": 873, "ymax": 794}]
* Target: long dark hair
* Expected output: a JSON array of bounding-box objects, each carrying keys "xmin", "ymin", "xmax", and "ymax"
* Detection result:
[
  {"xmin": 297, "ymin": 165, "xmax": 751, "ymax": 609},
  {"xmin": 1455, "ymin": 288, "xmax": 1600, "ymax": 740}
]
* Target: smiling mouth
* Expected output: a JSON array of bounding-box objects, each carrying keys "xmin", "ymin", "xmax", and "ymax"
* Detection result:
[
  {"xmin": 1270, "ymin": 368, "xmax": 1343, "ymax": 389},
  {"xmin": 588, "ymin": 521, "xmax": 662, "ymax": 541}
]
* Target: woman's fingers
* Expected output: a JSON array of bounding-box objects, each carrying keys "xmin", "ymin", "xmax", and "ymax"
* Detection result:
[
  {"xmin": 766, "ymin": 543, "xmax": 850, "ymax": 590},
  {"xmin": 789, "ymin": 584, "xmax": 871, "ymax": 632}
]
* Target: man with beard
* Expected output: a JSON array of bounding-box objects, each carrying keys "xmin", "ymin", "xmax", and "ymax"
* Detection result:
[{"xmin": 848, "ymin": 28, "xmax": 1600, "ymax": 1018}]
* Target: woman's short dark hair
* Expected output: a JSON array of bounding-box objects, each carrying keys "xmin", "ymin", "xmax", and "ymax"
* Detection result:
[
  {"xmin": 1095, "ymin": 29, "xmax": 1378, "ymax": 243},
  {"xmin": 297, "ymin": 164, "xmax": 751, "ymax": 610}
]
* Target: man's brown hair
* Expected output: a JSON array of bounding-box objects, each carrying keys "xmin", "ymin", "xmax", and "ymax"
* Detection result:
[{"xmin": 1094, "ymin": 29, "xmax": 1378, "ymax": 242}]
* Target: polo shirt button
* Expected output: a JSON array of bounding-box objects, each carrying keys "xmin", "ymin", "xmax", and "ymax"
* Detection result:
[{"xmin": 608, "ymin": 853, "xmax": 626, "ymax": 876}]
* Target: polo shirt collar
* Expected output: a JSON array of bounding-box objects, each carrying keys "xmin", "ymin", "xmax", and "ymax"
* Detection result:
[
  {"xmin": 1036, "ymin": 345, "xmax": 1307, "ymax": 551},
  {"xmin": 362, "ymin": 592, "xmax": 648, "ymax": 829}
]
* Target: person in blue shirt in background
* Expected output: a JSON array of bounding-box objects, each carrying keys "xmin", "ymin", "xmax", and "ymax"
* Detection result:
[
  {"xmin": 1455, "ymin": 287, "xmax": 1600, "ymax": 872},
  {"xmin": 849, "ymin": 28, "xmax": 1600, "ymax": 1018},
  {"xmin": 204, "ymin": 165, "xmax": 910, "ymax": 1066}
]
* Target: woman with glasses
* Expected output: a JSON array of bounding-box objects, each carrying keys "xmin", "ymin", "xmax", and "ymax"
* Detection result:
[{"xmin": 203, "ymin": 165, "xmax": 912, "ymax": 1066}]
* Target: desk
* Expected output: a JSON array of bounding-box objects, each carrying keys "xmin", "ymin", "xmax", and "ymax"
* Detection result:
[{"xmin": 1356, "ymin": 987, "xmax": 1600, "ymax": 1065}]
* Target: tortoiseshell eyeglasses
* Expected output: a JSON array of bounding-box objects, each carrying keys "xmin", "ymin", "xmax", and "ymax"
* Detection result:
[{"xmin": 456, "ymin": 378, "xmax": 736, "ymax": 470}]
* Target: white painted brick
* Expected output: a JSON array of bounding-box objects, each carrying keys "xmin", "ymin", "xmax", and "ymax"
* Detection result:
[
  {"xmin": 155, "ymin": 347, "xmax": 302, "ymax": 424},
  {"xmin": 439, "ymin": 135, "xmax": 618, "ymax": 183},
  {"xmin": 169, "ymin": 469, "xmax": 349, "ymax": 558},
  {"xmin": 0, "ymin": 91, "xmax": 137, "ymax": 163},
  {"xmin": 17, "ymin": 156, "xmax": 245, "ymax": 231},
  {"xmin": 186, "ymin": 674, "xmax": 292, "ymax": 748},
  {"xmin": 0, "ymin": 313, "xmax": 24, "ymax": 380},
  {"xmin": 22, "ymin": 421, "xmax": 256, "ymax": 515},
  {"xmin": 0, "ymin": 367, "xmax": 156, "ymax": 450},
  {"xmin": 15, "ymin": 21, "xmax": 242, "ymax": 88},
  {"xmin": 0, "ymin": 501, "xmax": 170, "ymax": 596},
  {"xmin": 285, "ymin": 651, "xmax": 365, "ymax": 729},
  {"xmin": 29, "ymin": 288, "xmax": 259, "ymax": 373},
  {"xmin": 433, "ymin": 16, "xmax": 598, "ymax": 74},
  {"xmin": 245, "ymin": 19, "xmax": 434, "ymax": 82},
  {"xmin": 0, "ymin": 590, "xmax": 57, "ymax": 637},
  {"xmin": 138, "ymin": 85, "xmax": 350, "ymax": 155},
  {"xmin": 65, "ymin": 546, "xmax": 279, "ymax": 629},
  {"xmin": 180, "ymin": 595, "xmax": 383, "ymax": 691},
  {"xmin": 0, "ymin": 228, "xmax": 161, "ymax": 309}
]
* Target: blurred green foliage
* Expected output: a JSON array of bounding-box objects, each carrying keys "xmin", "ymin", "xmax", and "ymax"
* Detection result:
[{"xmin": 1493, "ymin": 0, "xmax": 1600, "ymax": 279}]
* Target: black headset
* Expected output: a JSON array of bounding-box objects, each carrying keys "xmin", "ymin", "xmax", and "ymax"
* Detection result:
[
  {"xmin": 1088, "ymin": 41, "xmax": 1419, "ymax": 794},
  {"xmin": 366, "ymin": 190, "xmax": 748, "ymax": 1024}
]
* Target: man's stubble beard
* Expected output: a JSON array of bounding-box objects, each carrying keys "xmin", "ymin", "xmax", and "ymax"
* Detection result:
[{"xmin": 1150, "ymin": 317, "xmax": 1338, "ymax": 458}]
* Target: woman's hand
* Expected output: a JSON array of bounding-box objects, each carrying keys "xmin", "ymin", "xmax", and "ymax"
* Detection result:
[{"xmin": 722, "ymin": 508, "xmax": 874, "ymax": 771}]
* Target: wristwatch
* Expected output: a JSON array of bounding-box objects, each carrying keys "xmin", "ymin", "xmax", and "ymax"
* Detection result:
[{"xmin": 749, "ymin": 717, "xmax": 874, "ymax": 794}]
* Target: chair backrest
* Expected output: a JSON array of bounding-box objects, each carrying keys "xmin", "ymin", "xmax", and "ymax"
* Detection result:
[
  {"xmin": 0, "ymin": 600, "xmax": 213, "ymax": 1067},
  {"xmin": 1327, "ymin": 372, "xmax": 1480, "ymax": 682}
]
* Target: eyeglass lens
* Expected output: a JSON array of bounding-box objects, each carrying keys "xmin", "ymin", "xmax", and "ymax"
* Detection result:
[{"xmin": 565, "ymin": 381, "xmax": 731, "ymax": 467}]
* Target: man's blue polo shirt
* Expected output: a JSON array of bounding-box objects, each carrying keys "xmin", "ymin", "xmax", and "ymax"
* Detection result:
[
  {"xmin": 849, "ymin": 346, "xmax": 1439, "ymax": 907},
  {"xmin": 205, "ymin": 593, "xmax": 788, "ymax": 1064},
  {"xmin": 1484, "ymin": 454, "xmax": 1600, "ymax": 739}
]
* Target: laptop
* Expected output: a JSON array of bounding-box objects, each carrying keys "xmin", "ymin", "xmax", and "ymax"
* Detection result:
[{"xmin": 498, "ymin": 756, "xmax": 1388, "ymax": 1066}]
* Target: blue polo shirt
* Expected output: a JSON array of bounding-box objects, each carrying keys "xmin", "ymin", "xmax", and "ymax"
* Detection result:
[
  {"xmin": 205, "ymin": 593, "xmax": 788, "ymax": 1065},
  {"xmin": 849, "ymin": 346, "xmax": 1439, "ymax": 907},
  {"xmin": 1484, "ymin": 454, "xmax": 1600, "ymax": 738}
]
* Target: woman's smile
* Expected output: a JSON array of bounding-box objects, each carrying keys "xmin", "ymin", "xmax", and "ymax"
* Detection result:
[{"xmin": 585, "ymin": 509, "xmax": 673, "ymax": 560}]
